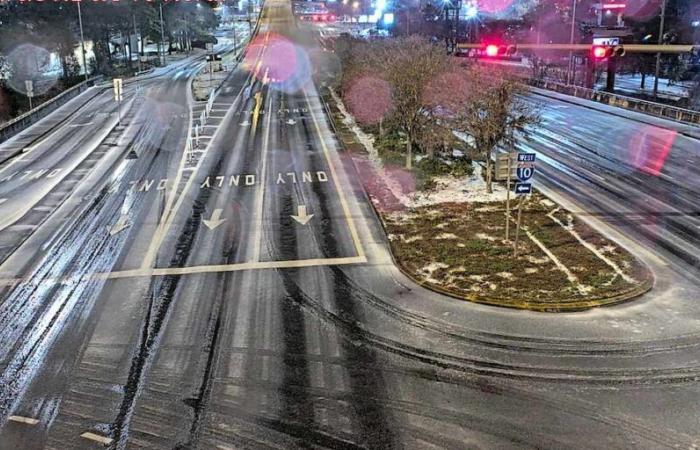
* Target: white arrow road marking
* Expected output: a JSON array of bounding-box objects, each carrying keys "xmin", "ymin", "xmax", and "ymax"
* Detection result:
[
  {"xmin": 109, "ymin": 216, "xmax": 131, "ymax": 236},
  {"xmin": 286, "ymin": 119, "xmax": 296, "ymax": 125},
  {"xmin": 291, "ymin": 205, "xmax": 314, "ymax": 225},
  {"xmin": 8, "ymin": 416, "xmax": 39, "ymax": 425},
  {"xmin": 240, "ymin": 120, "xmax": 250, "ymax": 126},
  {"xmin": 203, "ymin": 208, "xmax": 226, "ymax": 230}
]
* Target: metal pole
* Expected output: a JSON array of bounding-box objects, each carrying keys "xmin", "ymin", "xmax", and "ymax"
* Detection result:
[
  {"xmin": 505, "ymin": 151, "xmax": 511, "ymax": 241},
  {"xmin": 233, "ymin": 20, "xmax": 237, "ymax": 51},
  {"xmin": 653, "ymin": 0, "xmax": 667, "ymax": 99},
  {"xmin": 77, "ymin": 1, "xmax": 88, "ymax": 81},
  {"xmin": 566, "ymin": 0, "xmax": 577, "ymax": 85},
  {"xmin": 28, "ymin": 96, "xmax": 33, "ymax": 110},
  {"xmin": 513, "ymin": 196, "xmax": 524, "ymax": 257},
  {"xmin": 133, "ymin": 14, "xmax": 142, "ymax": 73},
  {"xmin": 159, "ymin": 2, "xmax": 166, "ymax": 66}
]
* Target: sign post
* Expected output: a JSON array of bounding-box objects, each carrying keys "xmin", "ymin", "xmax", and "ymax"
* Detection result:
[
  {"xmin": 505, "ymin": 150, "xmax": 514, "ymax": 240},
  {"xmin": 513, "ymin": 153, "xmax": 536, "ymax": 257},
  {"xmin": 113, "ymin": 78, "xmax": 123, "ymax": 125},
  {"xmin": 25, "ymin": 80, "xmax": 34, "ymax": 110}
]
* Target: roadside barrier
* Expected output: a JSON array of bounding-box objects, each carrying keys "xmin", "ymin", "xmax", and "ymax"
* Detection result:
[
  {"xmin": 0, "ymin": 76, "xmax": 102, "ymax": 144},
  {"xmin": 529, "ymin": 78, "xmax": 700, "ymax": 126}
]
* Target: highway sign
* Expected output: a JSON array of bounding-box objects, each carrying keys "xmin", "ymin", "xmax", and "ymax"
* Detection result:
[
  {"xmin": 113, "ymin": 78, "xmax": 123, "ymax": 101},
  {"xmin": 516, "ymin": 165, "xmax": 535, "ymax": 182},
  {"xmin": 517, "ymin": 153, "xmax": 536, "ymax": 163},
  {"xmin": 514, "ymin": 182, "xmax": 532, "ymax": 195},
  {"xmin": 24, "ymin": 80, "xmax": 34, "ymax": 97}
]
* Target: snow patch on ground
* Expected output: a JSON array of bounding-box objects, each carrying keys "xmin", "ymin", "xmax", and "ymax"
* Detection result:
[
  {"xmin": 331, "ymin": 89, "xmax": 382, "ymax": 168},
  {"xmin": 420, "ymin": 262, "xmax": 450, "ymax": 284},
  {"xmin": 527, "ymin": 255, "xmax": 550, "ymax": 265},
  {"xmin": 475, "ymin": 233, "xmax": 497, "ymax": 242},
  {"xmin": 408, "ymin": 164, "xmax": 509, "ymax": 207}
]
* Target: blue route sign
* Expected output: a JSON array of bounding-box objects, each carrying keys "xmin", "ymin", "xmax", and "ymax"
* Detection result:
[
  {"xmin": 514, "ymin": 182, "xmax": 532, "ymax": 195},
  {"xmin": 516, "ymin": 166, "xmax": 535, "ymax": 182},
  {"xmin": 518, "ymin": 153, "xmax": 536, "ymax": 162}
]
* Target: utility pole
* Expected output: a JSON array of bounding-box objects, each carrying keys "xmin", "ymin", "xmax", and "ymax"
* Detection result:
[
  {"xmin": 653, "ymin": 0, "xmax": 667, "ymax": 99},
  {"xmin": 77, "ymin": 1, "xmax": 88, "ymax": 81},
  {"xmin": 133, "ymin": 14, "xmax": 142, "ymax": 73},
  {"xmin": 566, "ymin": 0, "xmax": 578, "ymax": 85},
  {"xmin": 159, "ymin": 2, "xmax": 166, "ymax": 67}
]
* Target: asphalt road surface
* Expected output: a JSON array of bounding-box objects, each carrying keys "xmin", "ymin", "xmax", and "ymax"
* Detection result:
[{"xmin": 0, "ymin": 1, "xmax": 699, "ymax": 449}]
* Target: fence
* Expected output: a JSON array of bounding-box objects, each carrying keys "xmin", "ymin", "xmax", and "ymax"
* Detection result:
[
  {"xmin": 0, "ymin": 76, "xmax": 103, "ymax": 144},
  {"xmin": 529, "ymin": 78, "xmax": 700, "ymax": 126}
]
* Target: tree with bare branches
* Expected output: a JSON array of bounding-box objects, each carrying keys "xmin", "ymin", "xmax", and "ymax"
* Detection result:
[{"xmin": 440, "ymin": 64, "xmax": 541, "ymax": 192}]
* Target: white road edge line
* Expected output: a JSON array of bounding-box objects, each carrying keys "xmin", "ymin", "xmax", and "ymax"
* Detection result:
[{"xmin": 251, "ymin": 91, "xmax": 273, "ymax": 263}]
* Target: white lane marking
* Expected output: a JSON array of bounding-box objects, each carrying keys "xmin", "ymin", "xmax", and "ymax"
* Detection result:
[
  {"xmin": 303, "ymin": 90, "xmax": 365, "ymax": 259},
  {"xmin": 140, "ymin": 71, "xmax": 253, "ymax": 270},
  {"xmin": 8, "ymin": 415, "xmax": 39, "ymax": 425},
  {"xmin": 69, "ymin": 122, "xmax": 94, "ymax": 127},
  {"xmin": 0, "ymin": 198, "xmax": 6, "ymax": 205},
  {"xmin": 80, "ymin": 432, "xmax": 113, "ymax": 446},
  {"xmin": 101, "ymin": 256, "xmax": 367, "ymax": 280},
  {"xmin": 109, "ymin": 215, "xmax": 131, "ymax": 236},
  {"xmin": 251, "ymin": 93, "xmax": 273, "ymax": 263}
]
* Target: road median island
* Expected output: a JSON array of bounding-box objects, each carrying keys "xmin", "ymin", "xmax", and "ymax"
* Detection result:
[{"xmin": 323, "ymin": 89, "xmax": 653, "ymax": 313}]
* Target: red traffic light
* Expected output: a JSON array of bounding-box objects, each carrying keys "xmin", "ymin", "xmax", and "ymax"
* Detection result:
[
  {"xmin": 485, "ymin": 44, "xmax": 499, "ymax": 57},
  {"xmin": 592, "ymin": 45, "xmax": 608, "ymax": 59}
]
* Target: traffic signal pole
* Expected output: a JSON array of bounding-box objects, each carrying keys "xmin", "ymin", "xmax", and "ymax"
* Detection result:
[
  {"xmin": 653, "ymin": 0, "xmax": 668, "ymax": 99},
  {"xmin": 606, "ymin": 56, "xmax": 616, "ymax": 92}
]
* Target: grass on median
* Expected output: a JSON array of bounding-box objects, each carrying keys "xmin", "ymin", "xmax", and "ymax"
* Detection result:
[{"xmin": 383, "ymin": 194, "xmax": 652, "ymax": 310}]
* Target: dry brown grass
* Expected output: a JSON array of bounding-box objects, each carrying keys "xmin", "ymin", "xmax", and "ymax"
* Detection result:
[{"xmin": 383, "ymin": 195, "xmax": 652, "ymax": 311}]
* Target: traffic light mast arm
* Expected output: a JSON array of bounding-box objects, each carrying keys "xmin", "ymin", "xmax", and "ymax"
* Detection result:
[{"xmin": 457, "ymin": 43, "xmax": 696, "ymax": 54}]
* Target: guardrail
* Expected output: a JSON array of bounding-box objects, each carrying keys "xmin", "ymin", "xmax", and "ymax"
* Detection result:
[
  {"xmin": 0, "ymin": 76, "xmax": 102, "ymax": 144},
  {"xmin": 528, "ymin": 78, "xmax": 700, "ymax": 125}
]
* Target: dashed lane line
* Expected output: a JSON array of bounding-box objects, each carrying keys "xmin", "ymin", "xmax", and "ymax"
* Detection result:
[
  {"xmin": 8, "ymin": 415, "xmax": 39, "ymax": 425},
  {"xmin": 80, "ymin": 432, "xmax": 113, "ymax": 446}
]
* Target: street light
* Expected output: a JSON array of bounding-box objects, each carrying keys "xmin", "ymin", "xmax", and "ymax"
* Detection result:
[
  {"xmin": 653, "ymin": 0, "xmax": 668, "ymax": 99},
  {"xmin": 76, "ymin": 1, "xmax": 88, "ymax": 81},
  {"xmin": 352, "ymin": 1, "xmax": 359, "ymax": 9},
  {"xmin": 566, "ymin": 0, "xmax": 578, "ymax": 85},
  {"xmin": 465, "ymin": 4, "xmax": 478, "ymax": 19}
]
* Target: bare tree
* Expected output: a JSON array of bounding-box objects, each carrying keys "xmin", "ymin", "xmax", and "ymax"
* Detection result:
[
  {"xmin": 361, "ymin": 37, "xmax": 449, "ymax": 169},
  {"xmin": 444, "ymin": 64, "xmax": 540, "ymax": 192}
]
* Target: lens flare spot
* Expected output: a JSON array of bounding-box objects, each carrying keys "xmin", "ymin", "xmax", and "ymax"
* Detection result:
[
  {"xmin": 245, "ymin": 33, "xmax": 312, "ymax": 93},
  {"xmin": 628, "ymin": 126, "xmax": 676, "ymax": 176},
  {"xmin": 345, "ymin": 76, "xmax": 392, "ymax": 125},
  {"xmin": 5, "ymin": 44, "xmax": 57, "ymax": 97}
]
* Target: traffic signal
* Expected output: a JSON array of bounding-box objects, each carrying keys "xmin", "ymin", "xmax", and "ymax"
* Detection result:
[
  {"xmin": 485, "ymin": 44, "xmax": 499, "ymax": 57},
  {"xmin": 591, "ymin": 44, "xmax": 624, "ymax": 60},
  {"xmin": 483, "ymin": 44, "xmax": 517, "ymax": 58}
]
